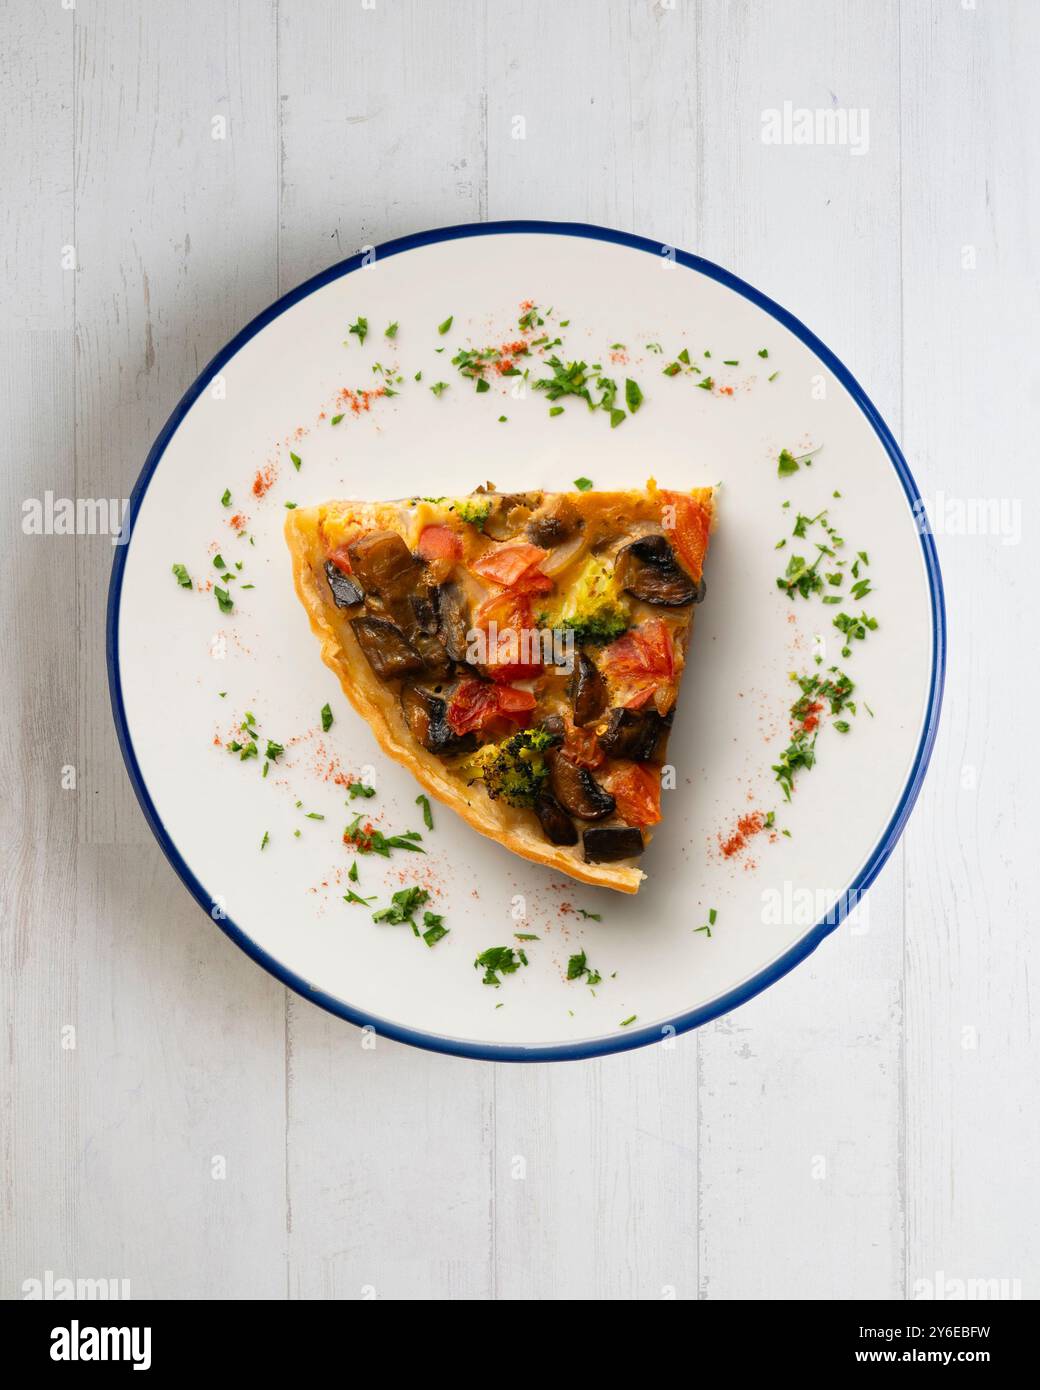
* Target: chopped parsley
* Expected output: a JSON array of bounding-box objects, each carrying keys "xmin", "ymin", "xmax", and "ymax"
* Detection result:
[
  {"xmin": 421, "ymin": 912, "xmax": 448, "ymax": 947},
  {"xmin": 214, "ymin": 586, "xmax": 234, "ymax": 614},
  {"xmin": 429, "ymin": 381, "xmax": 449, "ymax": 397},
  {"xmin": 437, "ymin": 315, "xmax": 453, "ymax": 335},
  {"xmin": 346, "ymin": 780, "xmax": 376, "ymax": 800},
  {"xmin": 833, "ymin": 610, "xmax": 878, "ymax": 657},
  {"xmin": 624, "ymin": 378, "xmax": 643, "ymax": 413},
  {"xmin": 320, "ymin": 703, "xmax": 333, "ymax": 733},
  {"xmin": 566, "ymin": 950, "xmax": 602, "ymax": 987},
  {"xmin": 172, "ymin": 563, "xmax": 192, "ymax": 588},
  {"xmin": 416, "ymin": 794, "xmax": 434, "ymax": 830},
  {"xmin": 259, "ymin": 830, "xmax": 270, "ymax": 851},
  {"xmin": 475, "ymin": 945, "xmax": 528, "ymax": 987},
  {"xmin": 385, "ymin": 321, "xmax": 398, "ymax": 339},
  {"xmin": 777, "ymin": 446, "xmax": 821, "ymax": 477},
  {"xmin": 348, "ymin": 316, "xmax": 368, "ymax": 346},
  {"xmin": 290, "ymin": 451, "xmax": 301, "ymax": 471},
  {"xmin": 573, "ymin": 477, "xmax": 594, "ymax": 492},
  {"xmin": 773, "ymin": 668, "xmax": 856, "ymax": 800},
  {"xmin": 343, "ymin": 815, "xmax": 424, "ymax": 856}
]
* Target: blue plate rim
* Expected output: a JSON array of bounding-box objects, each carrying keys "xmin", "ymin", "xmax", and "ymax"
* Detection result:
[{"xmin": 106, "ymin": 218, "xmax": 946, "ymax": 1063}]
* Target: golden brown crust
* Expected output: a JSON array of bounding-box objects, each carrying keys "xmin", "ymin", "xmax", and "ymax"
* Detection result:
[{"xmin": 285, "ymin": 486, "xmax": 715, "ymax": 894}]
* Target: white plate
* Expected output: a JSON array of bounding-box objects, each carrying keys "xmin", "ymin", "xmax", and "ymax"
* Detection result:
[{"xmin": 109, "ymin": 222, "xmax": 944, "ymax": 1061}]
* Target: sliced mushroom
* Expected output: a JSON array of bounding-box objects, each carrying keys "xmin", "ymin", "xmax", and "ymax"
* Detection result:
[
  {"xmin": 325, "ymin": 560, "xmax": 364, "ymax": 609},
  {"xmin": 615, "ymin": 533, "xmax": 698, "ymax": 606},
  {"xmin": 436, "ymin": 584, "xmax": 471, "ymax": 664},
  {"xmin": 400, "ymin": 684, "xmax": 473, "ymax": 754},
  {"xmin": 598, "ymin": 706, "xmax": 668, "ymax": 762},
  {"xmin": 570, "ymin": 652, "xmax": 607, "ymax": 725},
  {"xmin": 410, "ymin": 589, "xmax": 441, "ymax": 636},
  {"xmin": 350, "ymin": 617, "xmax": 424, "ymax": 680},
  {"xmin": 526, "ymin": 495, "xmax": 581, "ymax": 548},
  {"xmin": 534, "ymin": 793, "xmax": 579, "ymax": 846},
  {"xmin": 347, "ymin": 530, "xmax": 422, "ymax": 600},
  {"xmin": 413, "ymin": 633, "xmax": 454, "ymax": 681},
  {"xmin": 583, "ymin": 825, "xmax": 645, "ymax": 863},
  {"xmin": 550, "ymin": 753, "xmax": 616, "ymax": 821}
]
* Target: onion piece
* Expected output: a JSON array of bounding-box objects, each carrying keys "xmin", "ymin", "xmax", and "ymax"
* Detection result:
[{"xmin": 539, "ymin": 529, "xmax": 590, "ymax": 577}]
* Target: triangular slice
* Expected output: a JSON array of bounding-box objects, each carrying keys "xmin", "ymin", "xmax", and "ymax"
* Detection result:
[{"xmin": 286, "ymin": 481, "xmax": 714, "ymax": 893}]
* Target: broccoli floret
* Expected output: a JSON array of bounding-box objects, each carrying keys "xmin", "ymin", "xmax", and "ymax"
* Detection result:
[
  {"xmin": 560, "ymin": 610, "xmax": 630, "ymax": 646},
  {"xmin": 477, "ymin": 727, "xmax": 555, "ymax": 807},
  {"xmin": 543, "ymin": 554, "xmax": 631, "ymax": 646},
  {"xmin": 454, "ymin": 499, "xmax": 492, "ymax": 531}
]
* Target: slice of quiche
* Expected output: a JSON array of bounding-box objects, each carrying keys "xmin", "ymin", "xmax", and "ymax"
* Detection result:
[{"xmin": 286, "ymin": 482, "xmax": 714, "ymax": 893}]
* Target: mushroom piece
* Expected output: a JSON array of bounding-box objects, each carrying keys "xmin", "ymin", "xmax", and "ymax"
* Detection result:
[
  {"xmin": 534, "ymin": 793, "xmax": 579, "ymax": 846},
  {"xmin": 436, "ymin": 584, "xmax": 471, "ymax": 664},
  {"xmin": 582, "ymin": 826, "xmax": 645, "ymax": 863},
  {"xmin": 347, "ymin": 530, "xmax": 423, "ymax": 600},
  {"xmin": 570, "ymin": 651, "xmax": 607, "ymax": 726},
  {"xmin": 413, "ymin": 633, "xmax": 454, "ymax": 681},
  {"xmin": 550, "ymin": 753, "xmax": 616, "ymax": 821},
  {"xmin": 350, "ymin": 617, "xmax": 424, "ymax": 680},
  {"xmin": 324, "ymin": 561, "xmax": 364, "ymax": 609},
  {"xmin": 410, "ymin": 589, "xmax": 441, "ymax": 636},
  {"xmin": 597, "ymin": 706, "xmax": 668, "ymax": 762},
  {"xmin": 400, "ymin": 684, "xmax": 472, "ymax": 754},
  {"xmin": 615, "ymin": 533, "xmax": 699, "ymax": 606},
  {"xmin": 526, "ymin": 495, "xmax": 581, "ymax": 548}
]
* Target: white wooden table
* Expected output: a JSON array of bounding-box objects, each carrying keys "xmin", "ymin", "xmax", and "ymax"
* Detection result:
[{"xmin": 3, "ymin": 0, "xmax": 1037, "ymax": 1301}]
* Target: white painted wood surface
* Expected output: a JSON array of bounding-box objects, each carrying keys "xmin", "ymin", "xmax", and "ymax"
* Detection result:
[{"xmin": 2, "ymin": 0, "xmax": 1036, "ymax": 1300}]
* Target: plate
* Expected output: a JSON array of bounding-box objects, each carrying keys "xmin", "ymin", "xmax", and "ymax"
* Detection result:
[{"xmin": 108, "ymin": 221, "xmax": 944, "ymax": 1061}]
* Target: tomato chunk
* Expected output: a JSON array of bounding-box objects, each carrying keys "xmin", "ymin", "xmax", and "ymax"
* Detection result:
[
  {"xmin": 417, "ymin": 524, "xmax": 462, "ymax": 563},
  {"xmin": 473, "ymin": 589, "xmax": 545, "ymax": 681},
  {"xmin": 446, "ymin": 678, "xmax": 536, "ymax": 735},
  {"xmin": 661, "ymin": 491, "xmax": 711, "ymax": 583},
  {"xmin": 604, "ymin": 763, "xmax": 662, "ymax": 827},
  {"xmin": 471, "ymin": 542, "xmax": 549, "ymax": 590},
  {"xmin": 600, "ymin": 618, "xmax": 677, "ymax": 711},
  {"xmin": 326, "ymin": 543, "xmax": 354, "ymax": 575}
]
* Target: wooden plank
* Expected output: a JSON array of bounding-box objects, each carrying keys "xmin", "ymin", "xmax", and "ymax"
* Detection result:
[
  {"xmin": 692, "ymin": 0, "xmax": 906, "ymax": 1299},
  {"xmin": 277, "ymin": 0, "xmax": 495, "ymax": 1301},
  {"xmin": 66, "ymin": 0, "xmax": 286, "ymax": 1297},
  {"xmin": 0, "ymin": 0, "xmax": 79, "ymax": 1300},
  {"xmin": 70, "ymin": 845, "xmax": 287, "ymax": 1298},
  {"xmin": 277, "ymin": 0, "xmax": 489, "ymax": 292},
  {"xmin": 900, "ymin": 0, "xmax": 1040, "ymax": 1300}
]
